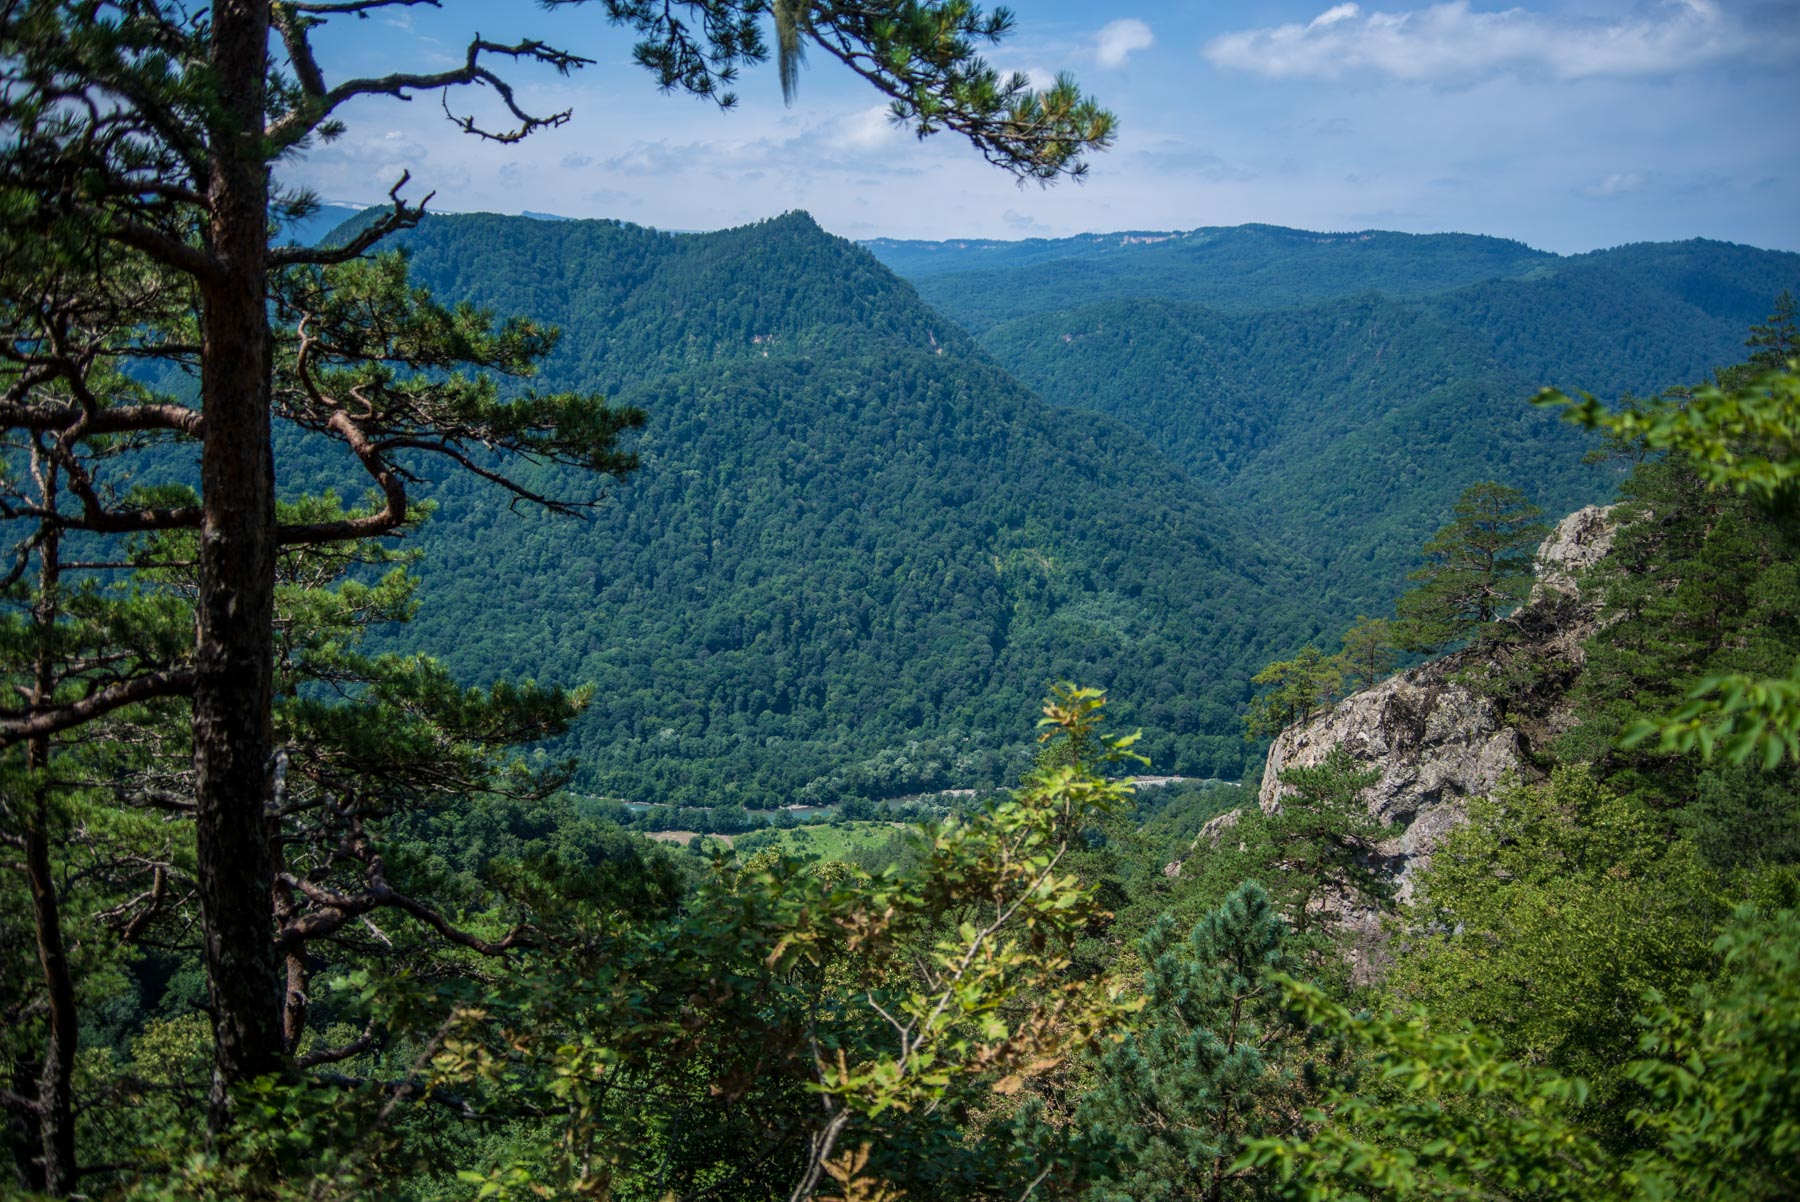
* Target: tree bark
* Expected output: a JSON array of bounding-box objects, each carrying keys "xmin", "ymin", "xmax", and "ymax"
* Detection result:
[
  {"xmin": 193, "ymin": 0, "xmax": 285, "ymax": 1123},
  {"xmin": 24, "ymin": 461, "xmax": 77, "ymax": 1195},
  {"xmin": 23, "ymin": 797, "xmax": 76, "ymax": 1196}
]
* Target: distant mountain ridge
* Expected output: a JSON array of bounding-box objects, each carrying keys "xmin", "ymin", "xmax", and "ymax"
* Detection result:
[
  {"xmin": 870, "ymin": 223, "xmax": 1800, "ymax": 614},
  {"xmin": 301, "ymin": 209, "xmax": 1796, "ymax": 805},
  {"xmin": 311, "ymin": 211, "xmax": 1326, "ymax": 805},
  {"xmin": 865, "ymin": 223, "xmax": 1557, "ymax": 331}
]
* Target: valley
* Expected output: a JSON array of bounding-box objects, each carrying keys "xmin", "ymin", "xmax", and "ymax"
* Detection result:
[{"xmin": 327, "ymin": 210, "xmax": 1797, "ymax": 808}]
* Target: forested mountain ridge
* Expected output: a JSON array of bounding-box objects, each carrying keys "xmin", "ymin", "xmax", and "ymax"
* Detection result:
[
  {"xmin": 865, "ymin": 223, "xmax": 1555, "ymax": 329},
  {"xmin": 979, "ymin": 293, "xmax": 1601, "ymax": 611},
  {"xmin": 327, "ymin": 211, "xmax": 1326, "ymax": 804},
  {"xmin": 880, "ymin": 227, "xmax": 1798, "ymax": 613},
  {"xmin": 1427, "ymin": 239, "xmax": 1800, "ymax": 399},
  {"xmin": 335, "ymin": 209, "xmax": 978, "ymax": 396}
]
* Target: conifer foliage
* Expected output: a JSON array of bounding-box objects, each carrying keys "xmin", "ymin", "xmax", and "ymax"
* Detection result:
[
  {"xmin": 1394, "ymin": 481, "xmax": 1546, "ymax": 652},
  {"xmin": 0, "ymin": 0, "xmax": 1114, "ymax": 1189},
  {"xmin": 1078, "ymin": 882, "xmax": 1334, "ymax": 1202}
]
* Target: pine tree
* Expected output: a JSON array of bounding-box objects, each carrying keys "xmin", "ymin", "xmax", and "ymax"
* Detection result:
[
  {"xmin": 1078, "ymin": 882, "xmax": 1330, "ymax": 1202},
  {"xmin": 1394, "ymin": 481, "xmax": 1547, "ymax": 652},
  {"xmin": 1338, "ymin": 616, "xmax": 1397, "ymax": 691},
  {"xmin": 1745, "ymin": 290, "xmax": 1799, "ymax": 372},
  {"xmin": 1242, "ymin": 645, "xmax": 1343, "ymax": 739},
  {"xmin": 0, "ymin": 0, "xmax": 1115, "ymax": 1137},
  {"xmin": 1259, "ymin": 746, "xmax": 1393, "ymax": 938}
]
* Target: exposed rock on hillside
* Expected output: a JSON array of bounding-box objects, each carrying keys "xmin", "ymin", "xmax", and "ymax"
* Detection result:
[
  {"xmin": 1531, "ymin": 503, "xmax": 1618, "ymax": 603},
  {"xmin": 1256, "ymin": 504, "xmax": 1617, "ymax": 901},
  {"xmin": 1163, "ymin": 807, "xmax": 1243, "ymax": 878}
]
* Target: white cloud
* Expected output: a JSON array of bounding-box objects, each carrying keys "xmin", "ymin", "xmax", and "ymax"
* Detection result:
[
  {"xmin": 1094, "ymin": 18, "xmax": 1154, "ymax": 69},
  {"xmin": 832, "ymin": 105, "xmax": 898, "ymax": 152},
  {"xmin": 1203, "ymin": 0, "xmax": 1767, "ymax": 83},
  {"xmin": 1583, "ymin": 171, "xmax": 1648, "ymax": 197}
]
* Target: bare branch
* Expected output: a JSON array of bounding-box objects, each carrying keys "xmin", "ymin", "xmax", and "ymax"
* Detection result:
[
  {"xmin": 271, "ymin": 174, "xmax": 433, "ymax": 267},
  {"xmin": 297, "ymin": 1020, "xmax": 380, "ymax": 1069},
  {"xmin": 374, "ymin": 437, "xmax": 598, "ymax": 517},
  {"xmin": 0, "ymin": 398, "xmax": 202, "ymax": 438},
  {"xmin": 276, "ymin": 872, "xmax": 530, "ymax": 956},
  {"xmin": 269, "ymin": 36, "xmax": 591, "ymax": 148},
  {"xmin": 287, "ymin": 0, "xmax": 443, "ymax": 14},
  {"xmin": 74, "ymin": 209, "xmax": 218, "ymax": 280}
]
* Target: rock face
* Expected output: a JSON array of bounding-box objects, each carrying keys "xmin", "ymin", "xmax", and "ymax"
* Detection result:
[
  {"xmin": 1256, "ymin": 670, "xmax": 1526, "ymax": 900},
  {"xmin": 1531, "ymin": 504, "xmax": 1618, "ymax": 603},
  {"xmin": 1255, "ymin": 505, "xmax": 1617, "ymax": 903}
]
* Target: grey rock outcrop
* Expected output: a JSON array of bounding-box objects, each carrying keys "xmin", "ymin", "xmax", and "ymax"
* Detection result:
[
  {"xmin": 1163, "ymin": 807, "xmax": 1243, "ymax": 878},
  {"xmin": 1255, "ymin": 673, "xmax": 1525, "ymax": 900},
  {"xmin": 1531, "ymin": 504, "xmax": 1618, "ymax": 603},
  {"xmin": 1254, "ymin": 504, "xmax": 1618, "ymax": 903}
]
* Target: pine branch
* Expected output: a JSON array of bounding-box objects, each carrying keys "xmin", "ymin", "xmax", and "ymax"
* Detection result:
[{"xmin": 0, "ymin": 669, "xmax": 196, "ymax": 748}]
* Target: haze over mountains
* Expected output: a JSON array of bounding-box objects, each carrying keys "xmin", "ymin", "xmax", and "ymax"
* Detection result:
[{"xmin": 320, "ymin": 210, "xmax": 1797, "ymax": 805}]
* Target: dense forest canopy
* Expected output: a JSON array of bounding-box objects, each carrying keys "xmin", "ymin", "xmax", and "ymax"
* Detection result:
[
  {"xmin": 870, "ymin": 227, "xmax": 1799, "ymax": 615},
  {"xmin": 322, "ymin": 211, "xmax": 1329, "ymax": 803},
  {"xmin": 328, "ymin": 212, "xmax": 1796, "ymax": 802}
]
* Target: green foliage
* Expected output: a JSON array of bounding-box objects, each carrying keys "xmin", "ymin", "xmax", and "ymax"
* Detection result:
[
  {"xmin": 1627, "ymin": 905, "xmax": 1800, "ymax": 1202},
  {"xmin": 1, "ymin": 685, "xmax": 1155, "ymax": 1200},
  {"xmin": 1626, "ymin": 666, "xmax": 1800, "ymax": 769},
  {"xmin": 347, "ymin": 212, "xmax": 1322, "ymax": 803},
  {"xmin": 1388, "ymin": 768, "xmax": 1719, "ymax": 1113},
  {"xmin": 1338, "ymin": 616, "xmax": 1398, "ymax": 691},
  {"xmin": 1542, "ymin": 358, "xmax": 1800, "ymax": 775},
  {"xmin": 1241, "ymin": 619, "xmax": 1398, "ymax": 749},
  {"xmin": 1393, "ymin": 481, "xmax": 1546, "ymax": 652},
  {"xmin": 971, "ymin": 292, "xmax": 1602, "ymax": 617},
  {"xmin": 1538, "ymin": 362, "xmax": 1800, "ymax": 510},
  {"xmin": 1555, "ymin": 449, "xmax": 1800, "ymax": 867},
  {"xmin": 1170, "ymin": 747, "xmax": 1390, "ymax": 958},
  {"xmin": 339, "ymin": 686, "xmax": 1143, "ymax": 1200},
  {"xmin": 1077, "ymin": 882, "xmax": 1336, "ymax": 1202},
  {"xmin": 1243, "ymin": 646, "xmax": 1343, "ymax": 740},
  {"xmin": 1744, "ymin": 289, "xmax": 1799, "ymax": 371},
  {"xmin": 1258, "ymin": 749, "xmax": 1392, "ymax": 939},
  {"xmin": 583, "ymin": 0, "xmax": 1115, "ymax": 180},
  {"xmin": 1237, "ymin": 977, "xmax": 1622, "ymax": 1202},
  {"xmin": 881, "ymin": 232, "xmax": 1795, "ymax": 621},
  {"xmin": 1242, "ymin": 906, "xmax": 1800, "ymax": 1202},
  {"xmin": 733, "ymin": 819, "xmax": 915, "ymax": 866}
]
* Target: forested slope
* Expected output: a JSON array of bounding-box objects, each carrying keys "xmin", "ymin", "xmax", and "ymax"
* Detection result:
[
  {"xmin": 879, "ymin": 227, "xmax": 1799, "ymax": 613},
  {"xmin": 869, "ymin": 224, "xmax": 1555, "ymax": 332},
  {"xmin": 979, "ymin": 295, "xmax": 1601, "ymax": 610},
  {"xmin": 318, "ymin": 212, "xmax": 1323, "ymax": 803}
]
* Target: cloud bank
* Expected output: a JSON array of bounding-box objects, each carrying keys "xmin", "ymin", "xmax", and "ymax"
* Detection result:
[
  {"xmin": 1204, "ymin": 0, "xmax": 1763, "ymax": 82},
  {"xmin": 1094, "ymin": 18, "xmax": 1154, "ymax": 69}
]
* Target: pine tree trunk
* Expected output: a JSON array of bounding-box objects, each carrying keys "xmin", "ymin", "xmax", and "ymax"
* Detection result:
[
  {"xmin": 26, "ymin": 464, "xmax": 77, "ymax": 1195},
  {"xmin": 23, "ymin": 799, "xmax": 76, "ymax": 1196},
  {"xmin": 193, "ymin": 0, "xmax": 285, "ymax": 1123}
]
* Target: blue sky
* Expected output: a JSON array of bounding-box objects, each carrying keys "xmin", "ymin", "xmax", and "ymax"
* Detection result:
[{"xmin": 286, "ymin": 1, "xmax": 1800, "ymax": 253}]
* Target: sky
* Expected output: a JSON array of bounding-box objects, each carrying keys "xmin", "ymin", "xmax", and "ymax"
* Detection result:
[{"xmin": 285, "ymin": 0, "xmax": 1800, "ymax": 254}]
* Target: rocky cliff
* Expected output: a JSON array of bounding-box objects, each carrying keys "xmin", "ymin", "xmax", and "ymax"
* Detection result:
[{"xmin": 1253, "ymin": 505, "xmax": 1616, "ymax": 903}]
